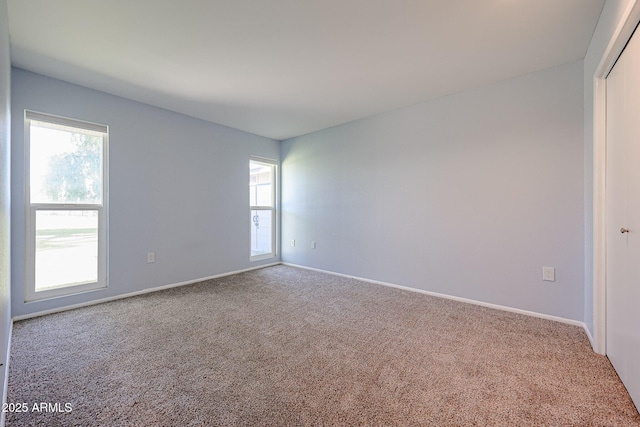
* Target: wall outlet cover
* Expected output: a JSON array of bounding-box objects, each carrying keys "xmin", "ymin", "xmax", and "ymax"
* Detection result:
[{"xmin": 542, "ymin": 266, "xmax": 555, "ymax": 282}]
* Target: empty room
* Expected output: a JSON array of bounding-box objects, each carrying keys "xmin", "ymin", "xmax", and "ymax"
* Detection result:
[{"xmin": 1, "ymin": 0, "xmax": 640, "ymax": 425}]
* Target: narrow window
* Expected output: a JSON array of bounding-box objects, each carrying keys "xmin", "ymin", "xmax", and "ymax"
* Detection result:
[
  {"xmin": 250, "ymin": 157, "xmax": 276, "ymax": 260},
  {"xmin": 25, "ymin": 111, "xmax": 108, "ymax": 301}
]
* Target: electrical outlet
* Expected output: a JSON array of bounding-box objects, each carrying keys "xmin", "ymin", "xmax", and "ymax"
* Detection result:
[
  {"xmin": 291, "ymin": 239, "xmax": 296, "ymax": 247},
  {"xmin": 147, "ymin": 252, "xmax": 155, "ymax": 263},
  {"xmin": 542, "ymin": 266, "xmax": 555, "ymax": 282},
  {"xmin": 311, "ymin": 241, "xmax": 317, "ymax": 249}
]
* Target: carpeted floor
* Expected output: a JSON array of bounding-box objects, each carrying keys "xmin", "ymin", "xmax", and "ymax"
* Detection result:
[{"xmin": 6, "ymin": 265, "xmax": 640, "ymax": 426}]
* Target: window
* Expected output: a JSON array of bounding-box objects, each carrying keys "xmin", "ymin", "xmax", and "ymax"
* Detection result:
[
  {"xmin": 25, "ymin": 111, "xmax": 108, "ymax": 301},
  {"xmin": 250, "ymin": 158, "xmax": 276, "ymax": 260}
]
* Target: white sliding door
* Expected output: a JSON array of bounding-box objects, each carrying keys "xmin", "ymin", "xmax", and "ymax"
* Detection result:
[{"xmin": 605, "ymin": 26, "xmax": 640, "ymax": 411}]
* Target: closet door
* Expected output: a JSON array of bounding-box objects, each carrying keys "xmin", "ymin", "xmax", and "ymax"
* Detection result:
[{"xmin": 606, "ymin": 26, "xmax": 640, "ymax": 411}]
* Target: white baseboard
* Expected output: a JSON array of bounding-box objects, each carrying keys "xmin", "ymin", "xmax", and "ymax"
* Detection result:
[
  {"xmin": 1, "ymin": 319, "xmax": 13, "ymax": 427},
  {"xmin": 583, "ymin": 324, "xmax": 595, "ymax": 349},
  {"xmin": 282, "ymin": 262, "xmax": 589, "ymax": 332},
  {"xmin": 12, "ymin": 261, "xmax": 595, "ymax": 350},
  {"xmin": 12, "ymin": 263, "xmax": 280, "ymax": 322}
]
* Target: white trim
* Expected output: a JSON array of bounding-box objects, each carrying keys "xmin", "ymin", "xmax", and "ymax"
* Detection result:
[
  {"xmin": 1, "ymin": 319, "xmax": 13, "ymax": 427},
  {"xmin": 593, "ymin": 76, "xmax": 607, "ymax": 355},
  {"xmin": 249, "ymin": 155, "xmax": 278, "ymax": 165},
  {"xmin": 592, "ymin": 0, "xmax": 640, "ymax": 355},
  {"xmin": 250, "ymin": 253, "xmax": 277, "ymax": 262},
  {"xmin": 12, "ymin": 263, "xmax": 280, "ymax": 321},
  {"xmin": 594, "ymin": 1, "xmax": 640, "ymax": 78},
  {"xmin": 25, "ymin": 110, "xmax": 108, "ymax": 134},
  {"xmin": 283, "ymin": 263, "xmax": 587, "ymax": 329}
]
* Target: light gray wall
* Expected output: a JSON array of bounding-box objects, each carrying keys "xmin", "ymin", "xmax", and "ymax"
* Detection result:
[
  {"xmin": 11, "ymin": 69, "xmax": 280, "ymax": 318},
  {"xmin": 281, "ymin": 61, "xmax": 585, "ymax": 321},
  {"xmin": 582, "ymin": 0, "xmax": 634, "ymax": 338},
  {"xmin": 0, "ymin": 0, "xmax": 11, "ymax": 411}
]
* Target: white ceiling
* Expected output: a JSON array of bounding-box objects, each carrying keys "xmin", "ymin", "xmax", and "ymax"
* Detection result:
[{"xmin": 7, "ymin": 0, "xmax": 605, "ymax": 140}]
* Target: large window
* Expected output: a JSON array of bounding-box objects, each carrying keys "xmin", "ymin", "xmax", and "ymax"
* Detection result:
[
  {"xmin": 250, "ymin": 158, "xmax": 276, "ymax": 260},
  {"xmin": 25, "ymin": 111, "xmax": 108, "ymax": 301}
]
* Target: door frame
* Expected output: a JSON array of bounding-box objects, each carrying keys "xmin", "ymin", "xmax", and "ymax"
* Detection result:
[{"xmin": 593, "ymin": 0, "xmax": 640, "ymax": 355}]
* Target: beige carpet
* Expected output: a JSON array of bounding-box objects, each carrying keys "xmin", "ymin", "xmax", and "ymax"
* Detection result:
[{"xmin": 6, "ymin": 265, "xmax": 640, "ymax": 426}]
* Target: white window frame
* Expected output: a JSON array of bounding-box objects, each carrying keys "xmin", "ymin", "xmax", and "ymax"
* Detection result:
[
  {"xmin": 24, "ymin": 111, "xmax": 109, "ymax": 302},
  {"xmin": 250, "ymin": 157, "xmax": 277, "ymax": 261}
]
